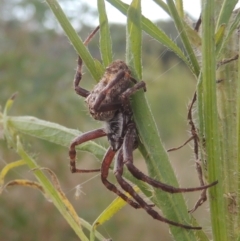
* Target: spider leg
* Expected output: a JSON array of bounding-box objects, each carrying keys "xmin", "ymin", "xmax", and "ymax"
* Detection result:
[
  {"xmin": 74, "ymin": 26, "xmax": 100, "ymax": 98},
  {"xmin": 129, "ymin": 76, "xmax": 147, "ymax": 92},
  {"xmin": 115, "ymin": 141, "xmax": 201, "ymax": 229},
  {"xmin": 101, "ymin": 147, "xmax": 142, "ymax": 209},
  {"xmin": 83, "ymin": 26, "xmax": 100, "ymax": 46},
  {"xmin": 123, "ymin": 124, "xmax": 217, "ymax": 194},
  {"xmin": 186, "ymin": 92, "xmax": 208, "ymax": 212},
  {"xmin": 74, "ymin": 56, "xmax": 90, "ymax": 98},
  {"xmin": 69, "ymin": 128, "xmax": 106, "ymax": 173},
  {"xmin": 167, "ymin": 136, "xmax": 194, "ymax": 152},
  {"xmin": 114, "ymin": 148, "xmax": 154, "ymax": 208},
  {"xmin": 120, "ymin": 81, "xmax": 146, "ymax": 102}
]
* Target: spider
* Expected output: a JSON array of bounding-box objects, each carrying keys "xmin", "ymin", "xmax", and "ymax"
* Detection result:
[{"xmin": 69, "ymin": 26, "xmax": 217, "ymax": 230}]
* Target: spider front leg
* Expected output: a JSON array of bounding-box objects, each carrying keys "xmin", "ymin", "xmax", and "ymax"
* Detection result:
[
  {"xmin": 122, "ymin": 124, "xmax": 217, "ymax": 193},
  {"xmin": 115, "ymin": 140, "xmax": 201, "ymax": 229},
  {"xmin": 74, "ymin": 56, "xmax": 90, "ymax": 98},
  {"xmin": 69, "ymin": 128, "xmax": 106, "ymax": 173},
  {"xmin": 120, "ymin": 80, "xmax": 146, "ymax": 103},
  {"xmin": 73, "ymin": 26, "xmax": 100, "ymax": 98},
  {"xmin": 100, "ymin": 147, "xmax": 142, "ymax": 209}
]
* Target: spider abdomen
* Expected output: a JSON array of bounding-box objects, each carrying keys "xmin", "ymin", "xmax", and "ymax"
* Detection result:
[{"xmin": 86, "ymin": 60, "xmax": 133, "ymax": 121}]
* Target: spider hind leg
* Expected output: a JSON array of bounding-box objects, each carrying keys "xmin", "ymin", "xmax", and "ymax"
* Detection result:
[
  {"xmin": 101, "ymin": 147, "xmax": 142, "ymax": 209},
  {"xmin": 115, "ymin": 140, "xmax": 201, "ymax": 230},
  {"xmin": 122, "ymin": 124, "xmax": 217, "ymax": 194}
]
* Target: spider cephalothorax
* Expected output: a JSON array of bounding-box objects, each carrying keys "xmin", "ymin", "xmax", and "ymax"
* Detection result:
[{"xmin": 69, "ymin": 26, "xmax": 217, "ymax": 230}]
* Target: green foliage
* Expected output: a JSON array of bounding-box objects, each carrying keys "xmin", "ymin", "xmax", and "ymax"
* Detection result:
[{"xmin": 1, "ymin": 0, "xmax": 240, "ymax": 241}]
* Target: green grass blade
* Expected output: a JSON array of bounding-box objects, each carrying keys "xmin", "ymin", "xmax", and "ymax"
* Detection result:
[
  {"xmin": 97, "ymin": 0, "xmax": 113, "ymax": 67},
  {"xmin": 94, "ymin": 59, "xmax": 105, "ymax": 78},
  {"xmin": 106, "ymin": 0, "xmax": 193, "ymax": 72},
  {"xmin": 175, "ymin": 0, "xmax": 184, "ymax": 18},
  {"xmin": 45, "ymin": 0, "xmax": 101, "ymax": 81},
  {"xmin": 126, "ymin": 0, "xmax": 142, "ymax": 79}
]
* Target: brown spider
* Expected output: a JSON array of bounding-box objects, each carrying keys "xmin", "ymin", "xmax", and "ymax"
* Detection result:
[{"xmin": 69, "ymin": 26, "xmax": 217, "ymax": 230}]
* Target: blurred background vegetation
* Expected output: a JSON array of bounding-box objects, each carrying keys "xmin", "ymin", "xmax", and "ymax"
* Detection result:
[{"xmin": 0, "ymin": 1, "xmax": 211, "ymax": 240}]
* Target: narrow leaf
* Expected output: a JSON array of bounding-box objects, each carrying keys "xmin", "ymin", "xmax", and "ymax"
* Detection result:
[
  {"xmin": 94, "ymin": 59, "xmax": 105, "ymax": 78},
  {"xmin": 97, "ymin": 0, "xmax": 113, "ymax": 67},
  {"xmin": 126, "ymin": 0, "xmax": 142, "ymax": 79},
  {"xmin": 7, "ymin": 116, "xmax": 106, "ymax": 161},
  {"xmin": 175, "ymin": 0, "xmax": 184, "ymax": 18}
]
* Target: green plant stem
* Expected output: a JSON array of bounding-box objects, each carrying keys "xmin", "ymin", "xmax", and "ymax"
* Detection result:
[
  {"xmin": 238, "ymin": 32, "xmax": 240, "ymax": 231},
  {"xmin": 201, "ymin": 1, "xmax": 228, "ymax": 240}
]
